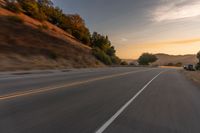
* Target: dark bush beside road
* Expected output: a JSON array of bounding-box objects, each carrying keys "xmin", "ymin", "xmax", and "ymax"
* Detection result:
[{"xmin": 7, "ymin": 15, "xmax": 24, "ymax": 23}]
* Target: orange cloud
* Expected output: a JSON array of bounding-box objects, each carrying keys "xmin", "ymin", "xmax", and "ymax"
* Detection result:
[{"xmin": 138, "ymin": 38, "xmax": 200, "ymax": 46}]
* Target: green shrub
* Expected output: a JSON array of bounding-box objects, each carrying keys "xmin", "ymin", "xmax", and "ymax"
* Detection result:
[
  {"xmin": 175, "ymin": 62, "xmax": 182, "ymax": 67},
  {"xmin": 106, "ymin": 46, "xmax": 116, "ymax": 56},
  {"xmin": 166, "ymin": 63, "xmax": 174, "ymax": 66},
  {"xmin": 196, "ymin": 51, "xmax": 200, "ymax": 70},
  {"xmin": 197, "ymin": 51, "xmax": 200, "ymax": 61},
  {"xmin": 81, "ymin": 35, "xmax": 90, "ymax": 45},
  {"xmin": 18, "ymin": 0, "xmax": 46, "ymax": 21},
  {"xmin": 138, "ymin": 53, "xmax": 157, "ymax": 65},
  {"xmin": 196, "ymin": 63, "xmax": 200, "ymax": 70},
  {"xmin": 121, "ymin": 61, "xmax": 128, "ymax": 65},
  {"xmin": 7, "ymin": 15, "xmax": 24, "ymax": 23},
  {"xmin": 46, "ymin": 51, "xmax": 57, "ymax": 60},
  {"xmin": 111, "ymin": 56, "xmax": 121, "ymax": 65},
  {"xmin": 72, "ymin": 30, "xmax": 82, "ymax": 40},
  {"xmin": 42, "ymin": 24, "xmax": 48, "ymax": 30},
  {"xmin": 37, "ymin": 24, "xmax": 49, "ymax": 30},
  {"xmin": 92, "ymin": 48, "xmax": 112, "ymax": 65},
  {"xmin": 91, "ymin": 32, "xmax": 120, "ymax": 64}
]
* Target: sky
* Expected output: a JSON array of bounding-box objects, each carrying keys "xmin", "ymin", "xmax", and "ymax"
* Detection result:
[{"xmin": 53, "ymin": 0, "xmax": 200, "ymax": 59}]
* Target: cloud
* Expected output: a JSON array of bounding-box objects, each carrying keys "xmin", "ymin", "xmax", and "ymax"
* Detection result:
[
  {"xmin": 121, "ymin": 38, "xmax": 128, "ymax": 42},
  {"xmin": 136, "ymin": 38, "xmax": 200, "ymax": 46},
  {"xmin": 153, "ymin": 0, "xmax": 200, "ymax": 22},
  {"xmin": 164, "ymin": 38, "xmax": 200, "ymax": 44}
]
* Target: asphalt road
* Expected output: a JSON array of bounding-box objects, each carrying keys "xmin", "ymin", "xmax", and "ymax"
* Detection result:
[{"xmin": 0, "ymin": 67, "xmax": 200, "ymax": 133}]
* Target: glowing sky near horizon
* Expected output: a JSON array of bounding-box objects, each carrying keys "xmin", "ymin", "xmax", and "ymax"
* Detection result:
[{"xmin": 53, "ymin": 0, "xmax": 200, "ymax": 59}]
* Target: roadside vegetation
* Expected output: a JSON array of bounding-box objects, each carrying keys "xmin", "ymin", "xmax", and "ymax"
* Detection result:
[
  {"xmin": 91, "ymin": 32, "xmax": 121, "ymax": 65},
  {"xmin": 196, "ymin": 51, "xmax": 200, "ymax": 70},
  {"xmin": 164, "ymin": 62, "xmax": 183, "ymax": 67},
  {"xmin": 138, "ymin": 53, "xmax": 157, "ymax": 65},
  {"xmin": 3, "ymin": 0, "xmax": 121, "ymax": 65},
  {"xmin": 120, "ymin": 61, "xmax": 128, "ymax": 66},
  {"xmin": 181, "ymin": 51, "xmax": 200, "ymax": 86},
  {"xmin": 6, "ymin": 15, "xmax": 23, "ymax": 23}
]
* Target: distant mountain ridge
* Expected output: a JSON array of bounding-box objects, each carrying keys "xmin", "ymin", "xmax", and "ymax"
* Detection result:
[{"xmin": 123, "ymin": 53, "xmax": 198, "ymax": 66}]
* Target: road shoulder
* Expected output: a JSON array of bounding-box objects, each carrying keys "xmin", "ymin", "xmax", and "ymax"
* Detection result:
[{"xmin": 179, "ymin": 70, "xmax": 200, "ymax": 87}]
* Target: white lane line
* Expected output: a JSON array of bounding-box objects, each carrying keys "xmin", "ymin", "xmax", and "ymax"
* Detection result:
[
  {"xmin": 0, "ymin": 69, "xmax": 156, "ymax": 100},
  {"xmin": 95, "ymin": 71, "xmax": 165, "ymax": 133}
]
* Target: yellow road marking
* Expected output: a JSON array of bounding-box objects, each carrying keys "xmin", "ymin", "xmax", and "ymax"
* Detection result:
[{"xmin": 0, "ymin": 69, "xmax": 156, "ymax": 100}]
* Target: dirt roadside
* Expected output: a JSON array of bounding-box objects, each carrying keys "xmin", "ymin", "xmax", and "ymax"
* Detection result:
[{"xmin": 180, "ymin": 70, "xmax": 200, "ymax": 86}]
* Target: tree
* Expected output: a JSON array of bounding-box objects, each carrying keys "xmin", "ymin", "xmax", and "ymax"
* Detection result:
[
  {"xmin": 197, "ymin": 51, "xmax": 200, "ymax": 62},
  {"xmin": 37, "ymin": 0, "xmax": 54, "ymax": 20},
  {"xmin": 68, "ymin": 14, "xmax": 86, "ymax": 29},
  {"xmin": 92, "ymin": 47, "xmax": 112, "ymax": 65},
  {"xmin": 106, "ymin": 46, "xmax": 116, "ymax": 56},
  {"xmin": 91, "ymin": 32, "xmax": 111, "ymax": 51},
  {"xmin": 66, "ymin": 14, "xmax": 91, "ymax": 44},
  {"xmin": 37, "ymin": 0, "xmax": 53, "ymax": 7},
  {"xmin": 18, "ymin": 0, "xmax": 46, "ymax": 21},
  {"xmin": 91, "ymin": 32, "xmax": 120, "ymax": 65},
  {"xmin": 196, "ymin": 51, "xmax": 200, "ymax": 70},
  {"xmin": 5, "ymin": 0, "xmax": 22, "ymax": 13},
  {"xmin": 45, "ymin": 6, "xmax": 64, "ymax": 25},
  {"xmin": 138, "ymin": 53, "xmax": 157, "ymax": 65},
  {"xmin": 4, "ymin": 0, "xmax": 122, "ymax": 65}
]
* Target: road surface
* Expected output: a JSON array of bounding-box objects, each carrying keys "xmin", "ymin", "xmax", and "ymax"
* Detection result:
[{"xmin": 0, "ymin": 67, "xmax": 200, "ymax": 133}]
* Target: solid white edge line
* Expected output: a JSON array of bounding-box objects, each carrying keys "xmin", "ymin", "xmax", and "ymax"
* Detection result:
[{"xmin": 95, "ymin": 71, "xmax": 165, "ymax": 133}]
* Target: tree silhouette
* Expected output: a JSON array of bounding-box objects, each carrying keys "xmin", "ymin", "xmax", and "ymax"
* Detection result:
[
  {"xmin": 196, "ymin": 51, "xmax": 200, "ymax": 70},
  {"xmin": 197, "ymin": 51, "xmax": 200, "ymax": 62},
  {"xmin": 138, "ymin": 53, "xmax": 157, "ymax": 65}
]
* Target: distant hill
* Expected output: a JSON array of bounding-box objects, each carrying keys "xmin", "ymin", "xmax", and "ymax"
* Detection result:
[
  {"xmin": 153, "ymin": 54, "xmax": 198, "ymax": 66},
  {"xmin": 123, "ymin": 54, "xmax": 198, "ymax": 66},
  {"xmin": 0, "ymin": 8, "xmax": 103, "ymax": 71}
]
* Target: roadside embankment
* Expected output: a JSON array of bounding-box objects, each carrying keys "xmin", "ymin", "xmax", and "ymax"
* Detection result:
[{"xmin": 0, "ymin": 8, "xmax": 104, "ymax": 71}]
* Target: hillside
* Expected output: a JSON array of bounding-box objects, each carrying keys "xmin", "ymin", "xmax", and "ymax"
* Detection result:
[
  {"xmin": 0, "ymin": 7, "xmax": 104, "ymax": 71},
  {"xmin": 124, "ymin": 54, "xmax": 198, "ymax": 66},
  {"xmin": 153, "ymin": 54, "xmax": 198, "ymax": 66}
]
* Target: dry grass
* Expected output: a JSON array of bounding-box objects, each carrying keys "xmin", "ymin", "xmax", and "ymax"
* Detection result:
[
  {"xmin": 153, "ymin": 54, "xmax": 198, "ymax": 66},
  {"xmin": 0, "ymin": 8, "xmax": 104, "ymax": 71},
  {"xmin": 123, "ymin": 54, "xmax": 198, "ymax": 66},
  {"xmin": 180, "ymin": 70, "xmax": 200, "ymax": 85}
]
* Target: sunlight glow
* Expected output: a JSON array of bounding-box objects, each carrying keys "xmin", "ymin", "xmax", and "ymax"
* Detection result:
[{"xmin": 116, "ymin": 38, "xmax": 200, "ymax": 59}]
